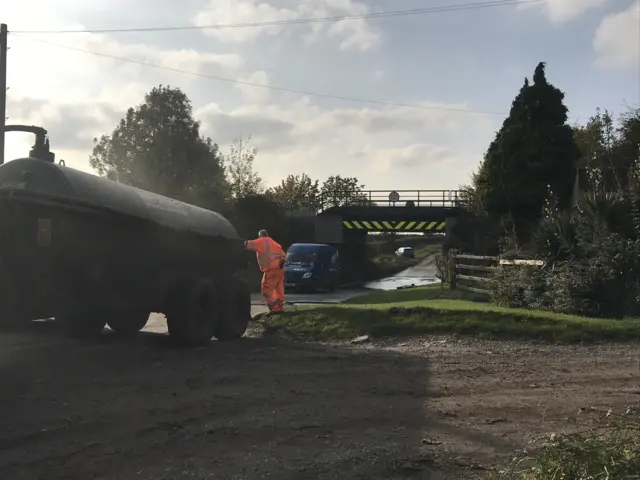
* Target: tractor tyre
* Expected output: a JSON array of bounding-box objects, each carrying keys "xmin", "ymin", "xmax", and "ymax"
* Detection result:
[
  {"xmin": 214, "ymin": 279, "xmax": 251, "ymax": 342},
  {"xmin": 107, "ymin": 311, "xmax": 150, "ymax": 336},
  {"xmin": 165, "ymin": 278, "xmax": 218, "ymax": 347}
]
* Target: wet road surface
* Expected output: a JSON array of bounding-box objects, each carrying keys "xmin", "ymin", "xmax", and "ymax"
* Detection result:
[
  {"xmin": 248, "ymin": 256, "xmax": 439, "ymax": 315},
  {"xmin": 364, "ymin": 261, "xmax": 438, "ymax": 291}
]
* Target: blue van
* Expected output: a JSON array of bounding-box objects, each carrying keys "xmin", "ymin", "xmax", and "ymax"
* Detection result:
[{"xmin": 284, "ymin": 243, "xmax": 340, "ymax": 292}]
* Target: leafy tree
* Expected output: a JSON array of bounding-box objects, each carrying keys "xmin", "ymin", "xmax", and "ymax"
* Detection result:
[
  {"xmin": 224, "ymin": 135, "xmax": 263, "ymax": 199},
  {"xmin": 89, "ymin": 85, "xmax": 229, "ymax": 209},
  {"xmin": 230, "ymin": 194, "xmax": 293, "ymax": 246},
  {"xmin": 458, "ymin": 161, "xmax": 489, "ymax": 213},
  {"xmin": 320, "ymin": 175, "xmax": 370, "ymax": 209},
  {"xmin": 573, "ymin": 109, "xmax": 623, "ymax": 193},
  {"xmin": 480, "ymin": 62, "xmax": 578, "ymax": 246},
  {"xmin": 617, "ymin": 107, "xmax": 640, "ymax": 170},
  {"xmin": 573, "ymin": 107, "xmax": 640, "ymax": 194},
  {"xmin": 268, "ymin": 173, "xmax": 320, "ymax": 212}
]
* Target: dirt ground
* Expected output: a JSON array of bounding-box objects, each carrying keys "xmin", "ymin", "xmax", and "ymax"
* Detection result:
[{"xmin": 0, "ymin": 318, "xmax": 638, "ymax": 480}]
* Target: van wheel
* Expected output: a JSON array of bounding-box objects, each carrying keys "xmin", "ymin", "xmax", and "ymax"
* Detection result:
[
  {"xmin": 165, "ymin": 278, "xmax": 218, "ymax": 347},
  {"xmin": 214, "ymin": 280, "xmax": 251, "ymax": 341},
  {"xmin": 58, "ymin": 313, "xmax": 107, "ymax": 339},
  {"xmin": 107, "ymin": 311, "xmax": 150, "ymax": 335}
]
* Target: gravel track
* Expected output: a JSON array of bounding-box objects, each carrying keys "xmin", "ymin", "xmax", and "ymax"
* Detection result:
[{"xmin": 0, "ymin": 321, "xmax": 637, "ymax": 479}]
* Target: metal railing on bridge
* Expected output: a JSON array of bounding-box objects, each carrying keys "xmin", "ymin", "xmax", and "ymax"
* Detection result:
[{"xmin": 318, "ymin": 189, "xmax": 461, "ymax": 212}]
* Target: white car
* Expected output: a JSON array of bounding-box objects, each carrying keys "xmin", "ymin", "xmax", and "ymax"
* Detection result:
[{"xmin": 395, "ymin": 246, "xmax": 415, "ymax": 258}]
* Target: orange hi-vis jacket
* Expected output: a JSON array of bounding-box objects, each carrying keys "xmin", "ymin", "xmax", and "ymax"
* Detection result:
[{"xmin": 245, "ymin": 237, "xmax": 286, "ymax": 272}]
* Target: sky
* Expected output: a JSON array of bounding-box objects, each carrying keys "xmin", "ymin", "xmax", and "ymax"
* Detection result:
[{"xmin": 1, "ymin": 0, "xmax": 639, "ymax": 192}]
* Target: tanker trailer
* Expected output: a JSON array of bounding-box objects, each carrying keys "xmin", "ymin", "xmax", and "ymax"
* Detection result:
[{"xmin": 0, "ymin": 125, "xmax": 252, "ymax": 346}]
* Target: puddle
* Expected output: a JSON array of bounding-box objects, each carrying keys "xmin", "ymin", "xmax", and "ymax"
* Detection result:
[{"xmin": 365, "ymin": 276, "xmax": 439, "ymax": 291}]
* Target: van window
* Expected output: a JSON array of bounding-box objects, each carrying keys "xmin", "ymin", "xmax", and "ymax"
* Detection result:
[
  {"xmin": 330, "ymin": 252, "xmax": 339, "ymax": 267},
  {"xmin": 286, "ymin": 251, "xmax": 317, "ymax": 266}
]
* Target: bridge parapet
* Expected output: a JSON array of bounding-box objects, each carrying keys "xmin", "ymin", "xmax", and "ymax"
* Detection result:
[{"xmin": 319, "ymin": 189, "xmax": 461, "ymax": 211}]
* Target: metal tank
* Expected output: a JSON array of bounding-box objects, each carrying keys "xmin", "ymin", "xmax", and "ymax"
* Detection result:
[{"xmin": 0, "ymin": 126, "xmax": 251, "ymax": 346}]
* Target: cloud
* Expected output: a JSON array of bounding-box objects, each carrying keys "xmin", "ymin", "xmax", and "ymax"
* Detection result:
[
  {"xmin": 8, "ymin": 33, "xmax": 244, "ymax": 101},
  {"xmin": 192, "ymin": 0, "xmax": 382, "ymax": 51},
  {"xmin": 197, "ymin": 102, "xmax": 294, "ymax": 149},
  {"xmin": 520, "ymin": 0, "xmax": 608, "ymax": 23},
  {"xmin": 2, "ymin": 1, "xmax": 498, "ymax": 192},
  {"xmin": 6, "ymin": 74, "xmax": 496, "ymax": 188},
  {"xmin": 8, "ymin": 97, "xmax": 120, "ymax": 150},
  {"xmin": 357, "ymin": 143, "xmax": 454, "ymax": 173},
  {"xmin": 196, "ymin": 98, "xmax": 497, "ymax": 189},
  {"xmin": 5, "ymin": 94, "xmax": 132, "ymax": 171},
  {"xmin": 2, "ymin": 1, "xmax": 249, "ymax": 167},
  {"xmin": 233, "ymin": 71, "xmax": 272, "ymax": 104},
  {"xmin": 593, "ymin": 0, "xmax": 640, "ymax": 69},
  {"xmin": 3, "ymin": 0, "xmax": 245, "ymax": 103}
]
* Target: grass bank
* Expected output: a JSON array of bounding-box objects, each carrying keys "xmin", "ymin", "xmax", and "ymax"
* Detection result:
[
  {"xmin": 268, "ymin": 285, "xmax": 640, "ymax": 343},
  {"xmin": 497, "ymin": 408, "xmax": 640, "ymax": 479}
]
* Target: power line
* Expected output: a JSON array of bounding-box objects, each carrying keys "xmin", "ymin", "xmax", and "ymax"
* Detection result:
[
  {"xmin": 9, "ymin": 33, "xmax": 505, "ymax": 116},
  {"xmin": 11, "ymin": 0, "xmax": 543, "ymax": 34}
]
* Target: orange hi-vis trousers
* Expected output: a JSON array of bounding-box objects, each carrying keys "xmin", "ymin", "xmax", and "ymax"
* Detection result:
[{"xmin": 261, "ymin": 268, "xmax": 285, "ymax": 313}]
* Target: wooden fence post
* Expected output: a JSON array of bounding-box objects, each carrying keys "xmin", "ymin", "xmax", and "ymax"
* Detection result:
[{"xmin": 449, "ymin": 249, "xmax": 457, "ymax": 289}]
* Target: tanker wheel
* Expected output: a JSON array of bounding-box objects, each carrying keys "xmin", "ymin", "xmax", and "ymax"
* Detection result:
[
  {"xmin": 58, "ymin": 313, "xmax": 107, "ymax": 339},
  {"xmin": 166, "ymin": 278, "xmax": 218, "ymax": 347},
  {"xmin": 107, "ymin": 311, "xmax": 150, "ymax": 336},
  {"xmin": 214, "ymin": 280, "xmax": 251, "ymax": 342}
]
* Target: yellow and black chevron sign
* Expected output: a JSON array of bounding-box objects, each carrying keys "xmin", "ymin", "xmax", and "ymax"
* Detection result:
[{"xmin": 342, "ymin": 220, "xmax": 446, "ymax": 231}]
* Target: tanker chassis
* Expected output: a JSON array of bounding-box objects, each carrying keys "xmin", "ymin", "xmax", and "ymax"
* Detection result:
[{"xmin": 0, "ymin": 126, "xmax": 252, "ymax": 346}]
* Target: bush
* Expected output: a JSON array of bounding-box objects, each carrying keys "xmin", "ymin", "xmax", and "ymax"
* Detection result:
[
  {"xmin": 533, "ymin": 211, "xmax": 578, "ymax": 262},
  {"xmin": 491, "ymin": 257, "xmax": 640, "ymax": 318},
  {"xmin": 542, "ymin": 262, "xmax": 590, "ymax": 315},
  {"xmin": 490, "ymin": 265, "xmax": 549, "ymax": 310},
  {"xmin": 549, "ymin": 258, "xmax": 636, "ymax": 319},
  {"xmin": 498, "ymin": 407, "xmax": 640, "ymax": 479},
  {"xmin": 491, "ymin": 190, "xmax": 640, "ymax": 318}
]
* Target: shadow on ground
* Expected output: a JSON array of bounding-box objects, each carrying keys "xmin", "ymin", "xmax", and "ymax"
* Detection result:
[{"xmin": 0, "ymin": 320, "xmax": 451, "ymax": 480}]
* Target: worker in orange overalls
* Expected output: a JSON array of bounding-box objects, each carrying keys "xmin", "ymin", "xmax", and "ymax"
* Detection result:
[{"xmin": 245, "ymin": 229, "xmax": 287, "ymax": 314}]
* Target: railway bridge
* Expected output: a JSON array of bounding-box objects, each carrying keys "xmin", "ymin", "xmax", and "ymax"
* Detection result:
[
  {"xmin": 302, "ymin": 190, "xmax": 465, "ymax": 282},
  {"xmin": 314, "ymin": 189, "xmax": 464, "ymax": 244}
]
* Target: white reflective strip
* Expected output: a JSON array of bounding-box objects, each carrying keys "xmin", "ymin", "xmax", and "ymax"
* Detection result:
[{"xmin": 258, "ymin": 238, "xmax": 286, "ymax": 267}]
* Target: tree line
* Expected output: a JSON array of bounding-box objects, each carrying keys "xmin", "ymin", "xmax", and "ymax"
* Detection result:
[
  {"xmin": 89, "ymin": 84, "xmax": 371, "ymax": 242},
  {"xmin": 452, "ymin": 61, "xmax": 640, "ymax": 319}
]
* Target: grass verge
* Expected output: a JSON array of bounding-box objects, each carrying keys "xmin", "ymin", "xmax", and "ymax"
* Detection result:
[
  {"xmin": 269, "ymin": 285, "xmax": 640, "ymax": 343},
  {"xmin": 497, "ymin": 407, "xmax": 640, "ymax": 479},
  {"xmin": 343, "ymin": 283, "xmax": 485, "ymax": 304}
]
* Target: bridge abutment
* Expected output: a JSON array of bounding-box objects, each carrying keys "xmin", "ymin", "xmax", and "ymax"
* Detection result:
[{"xmin": 315, "ymin": 214, "xmax": 367, "ymax": 283}]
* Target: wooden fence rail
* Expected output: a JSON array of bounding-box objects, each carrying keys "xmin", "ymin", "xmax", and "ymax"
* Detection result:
[{"xmin": 450, "ymin": 253, "xmax": 543, "ymax": 295}]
